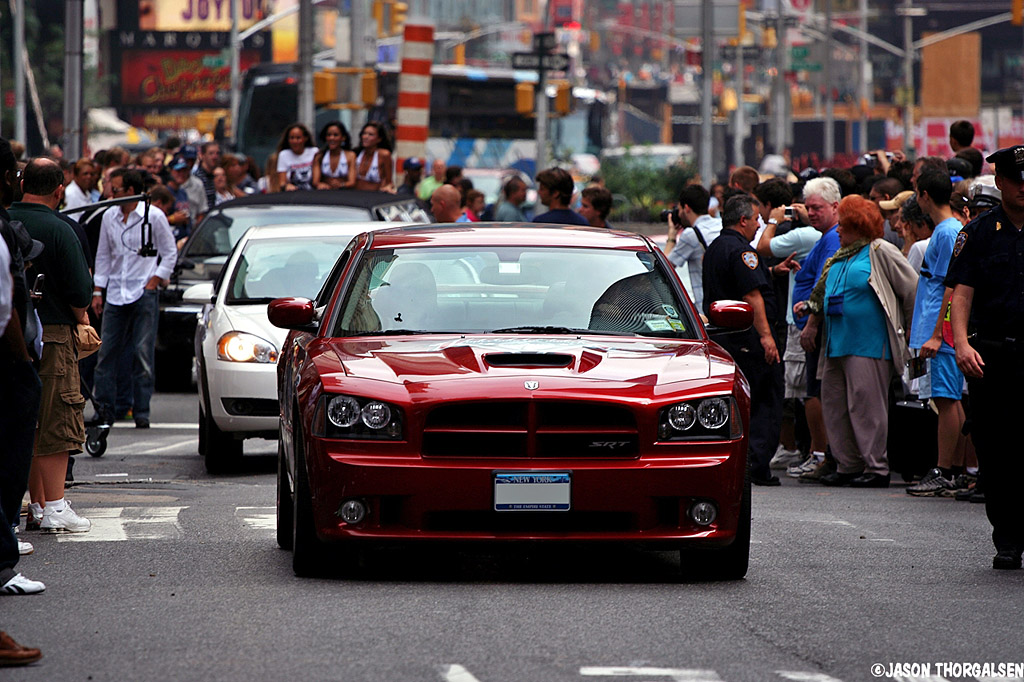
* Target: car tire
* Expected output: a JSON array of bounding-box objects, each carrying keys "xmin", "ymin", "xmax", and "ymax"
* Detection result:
[
  {"xmin": 201, "ymin": 405, "xmax": 243, "ymax": 474},
  {"xmin": 292, "ymin": 425, "xmax": 328, "ymax": 577},
  {"xmin": 277, "ymin": 438, "xmax": 294, "ymax": 551},
  {"xmin": 680, "ymin": 478, "xmax": 750, "ymax": 581}
]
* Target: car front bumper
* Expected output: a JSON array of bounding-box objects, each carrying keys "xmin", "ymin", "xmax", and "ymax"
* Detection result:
[
  {"xmin": 205, "ymin": 356, "xmax": 280, "ymax": 434},
  {"xmin": 306, "ymin": 440, "xmax": 747, "ymax": 545}
]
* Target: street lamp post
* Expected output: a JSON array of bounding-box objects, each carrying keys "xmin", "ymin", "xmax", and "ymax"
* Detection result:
[
  {"xmin": 823, "ymin": 0, "xmax": 834, "ymax": 161},
  {"xmin": 63, "ymin": 0, "xmax": 84, "ymax": 160},
  {"xmin": 700, "ymin": 0, "xmax": 714, "ymax": 185},
  {"xmin": 897, "ymin": 1, "xmax": 926, "ymax": 156}
]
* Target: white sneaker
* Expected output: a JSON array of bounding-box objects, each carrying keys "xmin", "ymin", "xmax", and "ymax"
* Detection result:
[
  {"xmin": 770, "ymin": 446, "xmax": 804, "ymax": 470},
  {"xmin": 40, "ymin": 502, "xmax": 91, "ymax": 534},
  {"xmin": 18, "ymin": 540, "xmax": 34, "ymax": 555},
  {"xmin": 1, "ymin": 572, "xmax": 46, "ymax": 595},
  {"xmin": 786, "ymin": 455, "xmax": 819, "ymax": 478}
]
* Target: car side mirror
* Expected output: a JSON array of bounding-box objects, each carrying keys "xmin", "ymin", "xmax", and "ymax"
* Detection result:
[
  {"xmin": 175, "ymin": 258, "xmax": 196, "ymax": 272},
  {"xmin": 268, "ymin": 297, "xmax": 317, "ymax": 331},
  {"xmin": 181, "ymin": 282, "xmax": 215, "ymax": 305},
  {"xmin": 704, "ymin": 300, "xmax": 753, "ymax": 335}
]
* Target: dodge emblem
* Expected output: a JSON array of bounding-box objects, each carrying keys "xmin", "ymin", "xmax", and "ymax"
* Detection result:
[{"xmin": 525, "ymin": 380, "xmax": 539, "ymax": 390}]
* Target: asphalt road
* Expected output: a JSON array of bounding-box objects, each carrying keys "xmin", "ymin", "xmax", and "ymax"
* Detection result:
[{"xmin": 5, "ymin": 392, "xmax": 1023, "ymax": 682}]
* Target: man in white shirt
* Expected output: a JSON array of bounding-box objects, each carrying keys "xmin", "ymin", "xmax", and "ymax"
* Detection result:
[
  {"xmin": 91, "ymin": 168, "xmax": 177, "ymax": 428},
  {"xmin": 62, "ymin": 159, "xmax": 99, "ymax": 211},
  {"xmin": 664, "ymin": 184, "xmax": 722, "ymax": 312}
]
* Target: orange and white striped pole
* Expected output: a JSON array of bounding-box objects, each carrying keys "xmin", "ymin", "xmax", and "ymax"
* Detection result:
[{"xmin": 394, "ymin": 23, "xmax": 434, "ymax": 176}]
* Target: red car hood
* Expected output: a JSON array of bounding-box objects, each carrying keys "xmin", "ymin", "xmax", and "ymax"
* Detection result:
[{"xmin": 311, "ymin": 335, "xmax": 734, "ymax": 387}]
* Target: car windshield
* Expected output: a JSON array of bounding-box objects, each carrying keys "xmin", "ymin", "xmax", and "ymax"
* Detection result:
[
  {"xmin": 334, "ymin": 246, "xmax": 696, "ymax": 338},
  {"xmin": 186, "ymin": 205, "xmax": 370, "ymax": 258},
  {"xmin": 226, "ymin": 235, "xmax": 355, "ymax": 304}
]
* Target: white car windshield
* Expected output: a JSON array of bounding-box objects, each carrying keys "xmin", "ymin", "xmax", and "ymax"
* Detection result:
[
  {"xmin": 226, "ymin": 236, "xmax": 354, "ymax": 303},
  {"xmin": 335, "ymin": 246, "xmax": 696, "ymax": 338}
]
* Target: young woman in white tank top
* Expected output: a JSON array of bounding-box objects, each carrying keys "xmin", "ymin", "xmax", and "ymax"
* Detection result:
[
  {"xmin": 354, "ymin": 121, "xmax": 394, "ymax": 192},
  {"xmin": 312, "ymin": 121, "xmax": 357, "ymax": 189}
]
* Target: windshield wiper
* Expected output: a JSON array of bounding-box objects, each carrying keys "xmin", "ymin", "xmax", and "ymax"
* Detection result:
[{"xmin": 490, "ymin": 326, "xmax": 598, "ymax": 334}]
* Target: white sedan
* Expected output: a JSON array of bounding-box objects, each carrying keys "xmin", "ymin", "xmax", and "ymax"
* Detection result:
[{"xmin": 187, "ymin": 222, "xmax": 406, "ymax": 473}]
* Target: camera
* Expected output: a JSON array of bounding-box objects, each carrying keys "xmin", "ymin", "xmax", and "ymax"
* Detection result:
[
  {"xmin": 660, "ymin": 207, "xmax": 681, "ymax": 224},
  {"xmin": 861, "ymin": 151, "xmax": 895, "ymax": 168},
  {"xmin": 783, "ymin": 206, "xmax": 794, "ymax": 220}
]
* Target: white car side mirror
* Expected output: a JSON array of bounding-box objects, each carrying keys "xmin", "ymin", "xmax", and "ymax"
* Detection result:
[{"xmin": 182, "ymin": 282, "xmax": 216, "ymax": 305}]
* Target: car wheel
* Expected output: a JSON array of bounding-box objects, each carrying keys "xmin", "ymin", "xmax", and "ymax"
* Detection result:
[
  {"xmin": 292, "ymin": 426, "xmax": 328, "ymax": 577},
  {"xmin": 202, "ymin": 406, "xmax": 243, "ymax": 474},
  {"xmin": 680, "ymin": 478, "xmax": 750, "ymax": 581},
  {"xmin": 277, "ymin": 439, "xmax": 294, "ymax": 551}
]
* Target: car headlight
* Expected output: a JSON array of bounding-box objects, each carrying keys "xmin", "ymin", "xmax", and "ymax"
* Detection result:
[
  {"xmin": 658, "ymin": 396, "xmax": 740, "ymax": 441},
  {"xmin": 217, "ymin": 332, "xmax": 279, "ymax": 363},
  {"xmin": 316, "ymin": 394, "xmax": 403, "ymax": 440}
]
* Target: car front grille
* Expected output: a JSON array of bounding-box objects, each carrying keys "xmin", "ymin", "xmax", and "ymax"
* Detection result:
[{"xmin": 422, "ymin": 401, "xmax": 639, "ymax": 458}]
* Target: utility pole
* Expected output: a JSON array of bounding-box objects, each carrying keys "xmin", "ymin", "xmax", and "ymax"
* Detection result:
[
  {"xmin": 857, "ymin": 0, "xmax": 868, "ymax": 153},
  {"xmin": 733, "ymin": 40, "xmax": 744, "ymax": 168},
  {"xmin": 297, "ymin": 0, "xmax": 315, "ymax": 131},
  {"xmin": 700, "ymin": 0, "xmax": 713, "ymax": 185},
  {"xmin": 230, "ymin": 0, "xmax": 240, "ymax": 146},
  {"xmin": 899, "ymin": 0, "xmax": 922, "ymax": 156},
  {"xmin": 823, "ymin": 0, "xmax": 834, "ymax": 161},
  {"xmin": 773, "ymin": 5, "xmax": 789, "ymax": 155},
  {"xmin": 63, "ymin": 0, "xmax": 85, "ymax": 159},
  {"xmin": 14, "ymin": 0, "xmax": 26, "ymax": 145}
]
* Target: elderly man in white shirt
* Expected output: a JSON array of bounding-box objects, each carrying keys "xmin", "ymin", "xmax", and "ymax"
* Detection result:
[{"xmin": 91, "ymin": 168, "xmax": 177, "ymax": 428}]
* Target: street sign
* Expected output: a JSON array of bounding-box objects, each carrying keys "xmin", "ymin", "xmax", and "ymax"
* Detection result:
[
  {"xmin": 791, "ymin": 46, "xmax": 810, "ymax": 60},
  {"xmin": 512, "ymin": 52, "xmax": 570, "ymax": 72},
  {"xmin": 720, "ymin": 45, "xmax": 761, "ymax": 61},
  {"xmin": 791, "ymin": 61, "xmax": 822, "ymax": 72},
  {"xmin": 512, "ymin": 52, "xmax": 540, "ymax": 70},
  {"xmin": 533, "ymin": 32, "xmax": 556, "ymax": 52}
]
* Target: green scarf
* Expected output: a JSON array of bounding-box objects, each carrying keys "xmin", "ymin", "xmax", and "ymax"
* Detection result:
[{"xmin": 806, "ymin": 238, "xmax": 871, "ymax": 315}]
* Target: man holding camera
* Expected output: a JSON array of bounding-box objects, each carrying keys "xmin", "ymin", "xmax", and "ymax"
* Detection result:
[{"xmin": 664, "ymin": 184, "xmax": 722, "ymax": 312}]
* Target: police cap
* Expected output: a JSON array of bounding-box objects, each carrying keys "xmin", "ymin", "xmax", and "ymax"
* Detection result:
[{"xmin": 985, "ymin": 145, "xmax": 1024, "ymax": 180}]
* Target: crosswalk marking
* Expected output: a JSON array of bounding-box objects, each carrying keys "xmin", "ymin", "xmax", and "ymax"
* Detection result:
[
  {"xmin": 236, "ymin": 506, "xmax": 276, "ymax": 530},
  {"xmin": 57, "ymin": 506, "xmax": 187, "ymax": 542},
  {"xmin": 580, "ymin": 668, "xmax": 722, "ymax": 681}
]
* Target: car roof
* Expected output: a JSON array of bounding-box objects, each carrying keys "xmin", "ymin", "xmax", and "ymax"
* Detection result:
[
  {"xmin": 212, "ymin": 189, "xmax": 422, "ymax": 211},
  {"xmin": 238, "ymin": 222, "xmax": 416, "ymax": 242},
  {"xmin": 366, "ymin": 222, "xmax": 653, "ymax": 250}
]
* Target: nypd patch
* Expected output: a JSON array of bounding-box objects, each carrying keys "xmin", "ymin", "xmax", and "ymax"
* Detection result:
[
  {"xmin": 741, "ymin": 251, "xmax": 759, "ymax": 269},
  {"xmin": 953, "ymin": 231, "xmax": 967, "ymax": 257}
]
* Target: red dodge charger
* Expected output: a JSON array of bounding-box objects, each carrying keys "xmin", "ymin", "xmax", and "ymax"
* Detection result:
[{"xmin": 270, "ymin": 223, "xmax": 754, "ymax": 579}]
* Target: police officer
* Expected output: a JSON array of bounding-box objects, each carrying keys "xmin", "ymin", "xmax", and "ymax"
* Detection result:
[
  {"xmin": 946, "ymin": 144, "xmax": 1024, "ymax": 570},
  {"xmin": 703, "ymin": 194, "xmax": 798, "ymax": 486}
]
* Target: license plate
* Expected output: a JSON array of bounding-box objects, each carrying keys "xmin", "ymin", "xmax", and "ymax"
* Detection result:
[{"xmin": 494, "ymin": 472, "xmax": 571, "ymax": 512}]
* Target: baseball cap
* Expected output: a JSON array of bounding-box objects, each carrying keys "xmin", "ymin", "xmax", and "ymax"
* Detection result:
[
  {"xmin": 878, "ymin": 190, "xmax": 915, "ymax": 211},
  {"xmin": 181, "ymin": 144, "xmax": 198, "ymax": 159},
  {"xmin": 985, "ymin": 145, "xmax": 1024, "ymax": 180},
  {"xmin": 170, "ymin": 156, "xmax": 190, "ymax": 171},
  {"xmin": 403, "ymin": 158, "xmax": 423, "ymax": 171}
]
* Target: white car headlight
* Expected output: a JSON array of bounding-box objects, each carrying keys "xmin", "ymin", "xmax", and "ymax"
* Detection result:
[
  {"xmin": 216, "ymin": 332, "xmax": 279, "ymax": 363},
  {"xmin": 697, "ymin": 397, "xmax": 729, "ymax": 429}
]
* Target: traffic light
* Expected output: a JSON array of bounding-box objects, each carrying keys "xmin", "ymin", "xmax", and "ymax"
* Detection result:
[
  {"xmin": 390, "ymin": 1, "xmax": 408, "ymax": 36},
  {"xmin": 1014, "ymin": 0, "xmax": 1023, "ymax": 26},
  {"xmin": 516, "ymin": 83, "xmax": 535, "ymax": 115},
  {"xmin": 314, "ymin": 72, "xmax": 336, "ymax": 105},
  {"xmin": 372, "ymin": 0, "xmax": 385, "ymax": 37},
  {"xmin": 554, "ymin": 81, "xmax": 572, "ymax": 115},
  {"xmin": 361, "ymin": 71, "xmax": 378, "ymax": 106}
]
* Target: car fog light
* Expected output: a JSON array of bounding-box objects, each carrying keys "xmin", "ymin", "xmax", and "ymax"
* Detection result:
[
  {"xmin": 338, "ymin": 499, "xmax": 367, "ymax": 524},
  {"xmin": 361, "ymin": 401, "xmax": 392, "ymax": 429},
  {"xmin": 689, "ymin": 501, "xmax": 717, "ymax": 526}
]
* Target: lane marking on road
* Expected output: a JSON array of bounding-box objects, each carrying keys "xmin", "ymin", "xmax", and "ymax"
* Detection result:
[
  {"xmin": 236, "ymin": 506, "xmax": 276, "ymax": 531},
  {"xmin": 776, "ymin": 673, "xmax": 845, "ymax": 681},
  {"xmin": 140, "ymin": 439, "xmax": 199, "ymax": 454},
  {"xmin": 439, "ymin": 665, "xmax": 484, "ymax": 682},
  {"xmin": 57, "ymin": 506, "xmax": 188, "ymax": 542},
  {"xmin": 580, "ymin": 667, "xmax": 723, "ymax": 681}
]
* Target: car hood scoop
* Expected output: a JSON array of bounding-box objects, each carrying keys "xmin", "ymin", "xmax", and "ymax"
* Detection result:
[
  {"xmin": 483, "ymin": 352, "xmax": 574, "ymax": 368},
  {"xmin": 313, "ymin": 335, "xmax": 728, "ymax": 387}
]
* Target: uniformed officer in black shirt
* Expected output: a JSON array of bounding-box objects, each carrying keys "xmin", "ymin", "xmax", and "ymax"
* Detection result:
[
  {"xmin": 946, "ymin": 144, "xmax": 1024, "ymax": 570},
  {"xmin": 703, "ymin": 193, "xmax": 793, "ymax": 486}
]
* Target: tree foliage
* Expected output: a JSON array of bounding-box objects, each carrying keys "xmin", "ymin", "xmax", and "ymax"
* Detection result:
[{"xmin": 602, "ymin": 154, "xmax": 696, "ymax": 222}]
